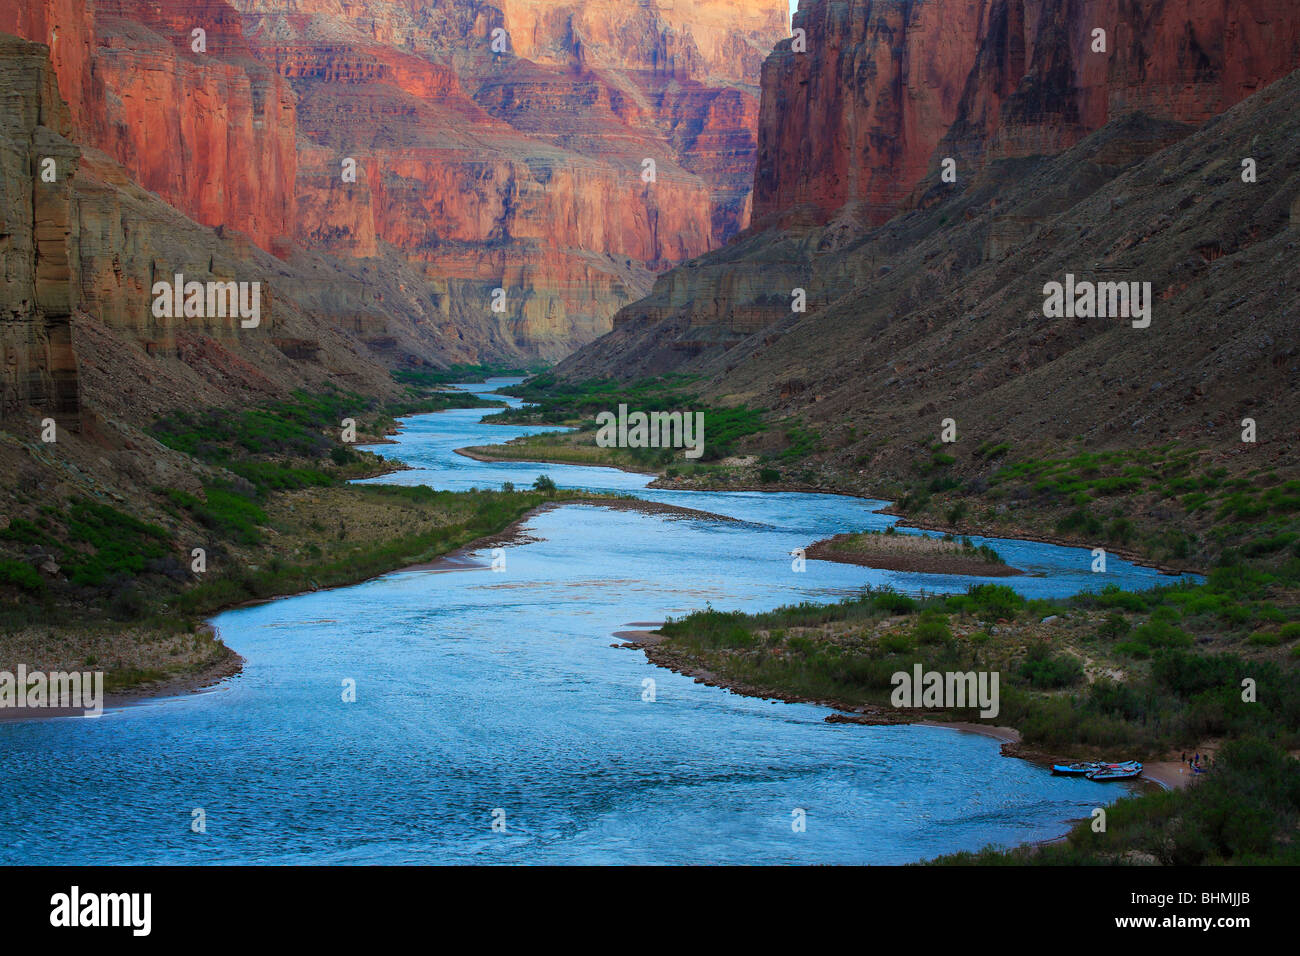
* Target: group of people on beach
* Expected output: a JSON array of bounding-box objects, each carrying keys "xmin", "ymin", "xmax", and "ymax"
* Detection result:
[{"xmin": 1181, "ymin": 752, "xmax": 1209, "ymax": 774}]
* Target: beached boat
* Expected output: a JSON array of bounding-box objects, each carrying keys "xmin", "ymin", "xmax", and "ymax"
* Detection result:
[
  {"xmin": 1086, "ymin": 763, "xmax": 1143, "ymax": 781},
  {"xmin": 1052, "ymin": 762, "xmax": 1101, "ymax": 775},
  {"xmin": 1053, "ymin": 760, "xmax": 1142, "ymax": 776}
]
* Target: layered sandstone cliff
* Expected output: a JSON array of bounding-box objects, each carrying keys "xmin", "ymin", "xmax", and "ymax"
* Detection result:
[
  {"xmin": 4, "ymin": 0, "xmax": 787, "ymax": 360},
  {"xmin": 0, "ymin": 31, "xmax": 543, "ymax": 434},
  {"xmin": 1, "ymin": 0, "xmax": 299, "ymax": 254},
  {"xmin": 230, "ymin": 0, "xmax": 788, "ymax": 354},
  {"xmin": 0, "ymin": 35, "xmax": 81, "ymax": 426}
]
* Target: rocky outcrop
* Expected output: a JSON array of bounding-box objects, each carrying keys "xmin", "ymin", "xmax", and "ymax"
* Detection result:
[
  {"xmin": 564, "ymin": 68, "xmax": 1300, "ymax": 476},
  {"xmin": 940, "ymin": 0, "xmax": 1300, "ymax": 170},
  {"xmin": 0, "ymin": 35, "xmax": 81, "ymax": 428},
  {"xmin": 753, "ymin": 0, "xmax": 987, "ymax": 228},
  {"xmin": 7, "ymin": 0, "xmax": 787, "ymax": 359},
  {"xmin": 0, "ymin": 32, "xmax": 549, "ymax": 434},
  {"xmin": 558, "ymin": 0, "xmax": 1300, "ymax": 471},
  {"xmin": 570, "ymin": 0, "xmax": 1300, "ymax": 364}
]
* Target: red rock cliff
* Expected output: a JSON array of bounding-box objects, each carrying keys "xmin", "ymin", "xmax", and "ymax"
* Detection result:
[
  {"xmin": 232, "ymin": 0, "xmax": 788, "ymax": 353},
  {"xmin": 10, "ymin": 0, "xmax": 787, "ymax": 357},
  {"xmin": 2, "ymin": 0, "xmax": 298, "ymax": 253},
  {"xmin": 754, "ymin": 0, "xmax": 1300, "ymax": 228}
]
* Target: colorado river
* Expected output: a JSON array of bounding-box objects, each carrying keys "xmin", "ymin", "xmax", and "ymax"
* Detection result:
[{"xmin": 0, "ymin": 379, "xmax": 1187, "ymax": 864}]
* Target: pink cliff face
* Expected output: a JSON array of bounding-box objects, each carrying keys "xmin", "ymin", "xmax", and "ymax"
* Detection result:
[
  {"xmin": 2, "ymin": 0, "xmax": 299, "ymax": 252},
  {"xmin": 5, "ymin": 0, "xmax": 788, "ymax": 353},
  {"xmin": 232, "ymin": 0, "xmax": 788, "ymax": 349}
]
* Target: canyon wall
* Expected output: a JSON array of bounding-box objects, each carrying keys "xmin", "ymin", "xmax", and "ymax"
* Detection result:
[
  {"xmin": 0, "ymin": 30, "xmax": 542, "ymax": 433},
  {"xmin": 3, "ymin": 0, "xmax": 787, "ymax": 360},
  {"xmin": 557, "ymin": 0, "xmax": 1300, "ymax": 476},
  {"xmin": 570, "ymin": 0, "xmax": 1300, "ymax": 364},
  {"xmin": 231, "ymin": 0, "xmax": 788, "ymax": 355},
  {"xmin": 753, "ymin": 0, "xmax": 1300, "ymax": 229},
  {"xmin": 1, "ymin": 0, "xmax": 299, "ymax": 254},
  {"xmin": 0, "ymin": 35, "xmax": 81, "ymax": 427}
]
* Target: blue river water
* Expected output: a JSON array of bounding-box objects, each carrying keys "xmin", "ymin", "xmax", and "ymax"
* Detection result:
[{"xmin": 0, "ymin": 379, "xmax": 1190, "ymax": 864}]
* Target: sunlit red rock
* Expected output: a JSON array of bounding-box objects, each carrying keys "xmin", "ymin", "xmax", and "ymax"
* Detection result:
[{"xmin": 754, "ymin": 0, "xmax": 1300, "ymax": 228}]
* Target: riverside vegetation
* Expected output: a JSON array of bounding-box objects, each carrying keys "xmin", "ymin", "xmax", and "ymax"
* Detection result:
[
  {"xmin": 471, "ymin": 375, "xmax": 1299, "ymax": 574},
  {"xmin": 497, "ymin": 382, "xmax": 1300, "ymax": 864},
  {"xmin": 464, "ymin": 374, "xmax": 768, "ymax": 471},
  {"xmin": 650, "ymin": 561, "xmax": 1300, "ymax": 863},
  {"xmin": 0, "ymin": 369, "xmax": 603, "ymax": 694},
  {"xmin": 7, "ymin": 365, "xmax": 1297, "ymax": 862}
]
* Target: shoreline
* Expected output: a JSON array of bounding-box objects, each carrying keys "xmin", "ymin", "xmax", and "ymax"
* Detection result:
[
  {"xmin": 11, "ymin": 406, "xmax": 1204, "ymax": 825},
  {"xmin": 881, "ymin": 509, "xmax": 1205, "ymax": 578},
  {"xmin": 453, "ymin": 444, "xmax": 660, "ymax": 477},
  {"xmin": 2, "ymin": 492, "xmax": 745, "ymax": 723},
  {"xmin": 805, "ymin": 535, "xmax": 1025, "ymax": 577},
  {"xmin": 395, "ymin": 497, "xmax": 741, "ymax": 572},
  {"xmin": 615, "ymin": 629, "xmax": 1194, "ymax": 795},
  {"xmin": 464, "ymin": 436, "xmax": 1205, "ymax": 577},
  {"xmin": 0, "ymin": 642, "xmax": 245, "ymax": 724}
]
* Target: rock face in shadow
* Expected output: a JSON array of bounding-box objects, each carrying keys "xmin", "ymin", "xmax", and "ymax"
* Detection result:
[
  {"xmin": 0, "ymin": 35, "xmax": 81, "ymax": 427},
  {"xmin": 556, "ymin": 0, "xmax": 1300, "ymax": 473},
  {"xmin": 569, "ymin": 0, "xmax": 1299, "ymax": 356}
]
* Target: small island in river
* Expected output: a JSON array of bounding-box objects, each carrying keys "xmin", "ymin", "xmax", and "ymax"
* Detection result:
[{"xmin": 806, "ymin": 528, "xmax": 1023, "ymax": 577}]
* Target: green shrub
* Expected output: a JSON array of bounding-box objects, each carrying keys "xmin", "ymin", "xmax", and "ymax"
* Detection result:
[
  {"xmin": 0, "ymin": 518, "xmax": 45, "ymax": 545},
  {"xmin": 968, "ymin": 584, "xmax": 1025, "ymax": 620},
  {"xmin": 1097, "ymin": 612, "xmax": 1131, "ymax": 641},
  {"xmin": 1018, "ymin": 642, "xmax": 1084, "ymax": 688},
  {"xmin": 0, "ymin": 559, "xmax": 45, "ymax": 594},
  {"xmin": 878, "ymin": 632, "xmax": 915, "ymax": 654},
  {"xmin": 874, "ymin": 591, "xmax": 918, "ymax": 615},
  {"xmin": 913, "ymin": 615, "xmax": 952, "ymax": 646},
  {"xmin": 1057, "ymin": 508, "xmax": 1103, "ymax": 536},
  {"xmin": 61, "ymin": 500, "xmax": 171, "ymax": 587}
]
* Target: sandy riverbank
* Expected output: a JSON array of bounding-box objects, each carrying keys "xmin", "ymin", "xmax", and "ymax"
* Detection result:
[
  {"xmin": 455, "ymin": 445, "xmax": 658, "ymax": 477},
  {"xmin": 398, "ymin": 498, "xmax": 740, "ymax": 572}
]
